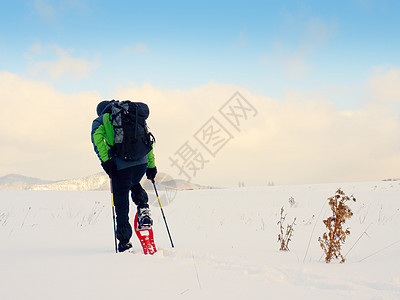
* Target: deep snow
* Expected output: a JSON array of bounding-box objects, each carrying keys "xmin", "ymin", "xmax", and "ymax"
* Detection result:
[{"xmin": 1, "ymin": 181, "xmax": 399, "ymax": 299}]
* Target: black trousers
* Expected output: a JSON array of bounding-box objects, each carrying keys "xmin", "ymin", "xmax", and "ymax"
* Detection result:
[{"xmin": 112, "ymin": 163, "xmax": 149, "ymax": 244}]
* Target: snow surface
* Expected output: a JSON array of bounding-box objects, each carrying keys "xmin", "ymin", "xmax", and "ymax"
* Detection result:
[{"xmin": 1, "ymin": 181, "xmax": 400, "ymax": 299}]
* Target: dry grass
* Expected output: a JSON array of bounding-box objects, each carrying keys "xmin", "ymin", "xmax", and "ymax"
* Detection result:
[
  {"xmin": 278, "ymin": 207, "xmax": 296, "ymax": 251},
  {"xmin": 318, "ymin": 189, "xmax": 356, "ymax": 263}
]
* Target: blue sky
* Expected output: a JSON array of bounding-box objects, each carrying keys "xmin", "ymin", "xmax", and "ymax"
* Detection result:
[
  {"xmin": 2, "ymin": 0, "xmax": 400, "ymax": 105},
  {"xmin": 1, "ymin": 0, "xmax": 400, "ymax": 185}
]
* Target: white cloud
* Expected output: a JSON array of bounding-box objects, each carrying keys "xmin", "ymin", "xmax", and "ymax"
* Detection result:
[
  {"xmin": 33, "ymin": 0, "xmax": 55, "ymax": 20},
  {"xmin": 305, "ymin": 17, "xmax": 335, "ymax": 47},
  {"xmin": 28, "ymin": 43, "xmax": 43, "ymax": 55},
  {"xmin": 26, "ymin": 43, "xmax": 99, "ymax": 79},
  {"xmin": 115, "ymin": 73, "xmax": 400, "ymax": 186},
  {"xmin": 32, "ymin": 0, "xmax": 92, "ymax": 22},
  {"xmin": 281, "ymin": 52, "xmax": 309, "ymax": 79},
  {"xmin": 261, "ymin": 16, "xmax": 335, "ymax": 80},
  {"xmin": 368, "ymin": 67, "xmax": 400, "ymax": 103},
  {"xmin": 261, "ymin": 45, "xmax": 309, "ymax": 80},
  {"xmin": 124, "ymin": 43, "xmax": 148, "ymax": 54},
  {"xmin": 1, "ymin": 69, "xmax": 399, "ymax": 186},
  {"xmin": 232, "ymin": 29, "xmax": 248, "ymax": 49},
  {"xmin": 32, "ymin": 55, "xmax": 97, "ymax": 79},
  {"xmin": 0, "ymin": 71, "xmax": 101, "ymax": 180}
]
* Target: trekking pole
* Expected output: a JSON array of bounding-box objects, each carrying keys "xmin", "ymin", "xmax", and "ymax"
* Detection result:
[
  {"xmin": 152, "ymin": 179, "xmax": 174, "ymax": 248},
  {"xmin": 110, "ymin": 178, "xmax": 118, "ymax": 253}
]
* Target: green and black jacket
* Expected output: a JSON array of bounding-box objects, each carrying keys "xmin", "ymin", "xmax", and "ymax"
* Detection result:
[{"xmin": 91, "ymin": 111, "xmax": 155, "ymax": 169}]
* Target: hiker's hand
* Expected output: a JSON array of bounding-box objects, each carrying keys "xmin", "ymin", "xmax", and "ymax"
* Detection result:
[
  {"xmin": 146, "ymin": 167, "xmax": 157, "ymax": 181},
  {"xmin": 101, "ymin": 159, "xmax": 116, "ymax": 177}
]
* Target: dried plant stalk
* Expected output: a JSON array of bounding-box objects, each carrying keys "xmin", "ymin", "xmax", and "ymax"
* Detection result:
[
  {"xmin": 318, "ymin": 189, "xmax": 356, "ymax": 263},
  {"xmin": 278, "ymin": 207, "xmax": 296, "ymax": 251}
]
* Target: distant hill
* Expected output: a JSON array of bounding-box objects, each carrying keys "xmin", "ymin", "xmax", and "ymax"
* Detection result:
[
  {"xmin": 0, "ymin": 172, "xmax": 210, "ymax": 191},
  {"xmin": 30, "ymin": 172, "xmax": 110, "ymax": 191},
  {"xmin": 0, "ymin": 174, "xmax": 57, "ymax": 190},
  {"xmin": 140, "ymin": 173, "xmax": 209, "ymax": 191}
]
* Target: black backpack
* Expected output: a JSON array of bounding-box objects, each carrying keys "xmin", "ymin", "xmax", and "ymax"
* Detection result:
[{"xmin": 110, "ymin": 100, "xmax": 155, "ymax": 161}]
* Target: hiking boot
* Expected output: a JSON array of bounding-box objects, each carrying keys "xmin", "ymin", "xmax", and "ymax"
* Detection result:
[
  {"xmin": 137, "ymin": 207, "xmax": 153, "ymax": 229},
  {"xmin": 118, "ymin": 241, "xmax": 132, "ymax": 252}
]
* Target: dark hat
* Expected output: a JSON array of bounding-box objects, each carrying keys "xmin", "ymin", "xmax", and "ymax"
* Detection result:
[{"xmin": 96, "ymin": 100, "xmax": 111, "ymax": 116}]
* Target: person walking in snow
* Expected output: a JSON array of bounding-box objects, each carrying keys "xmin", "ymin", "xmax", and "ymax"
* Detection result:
[{"xmin": 91, "ymin": 100, "xmax": 157, "ymax": 252}]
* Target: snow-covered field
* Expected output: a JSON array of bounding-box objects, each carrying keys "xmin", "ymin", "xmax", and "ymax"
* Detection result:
[{"xmin": 1, "ymin": 181, "xmax": 399, "ymax": 299}]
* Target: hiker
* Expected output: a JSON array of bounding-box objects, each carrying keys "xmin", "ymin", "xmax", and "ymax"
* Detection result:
[{"xmin": 91, "ymin": 100, "xmax": 157, "ymax": 252}]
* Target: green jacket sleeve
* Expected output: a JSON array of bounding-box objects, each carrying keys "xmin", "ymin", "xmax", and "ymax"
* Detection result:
[
  {"xmin": 91, "ymin": 113, "xmax": 114, "ymax": 163},
  {"xmin": 147, "ymin": 148, "xmax": 156, "ymax": 168}
]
